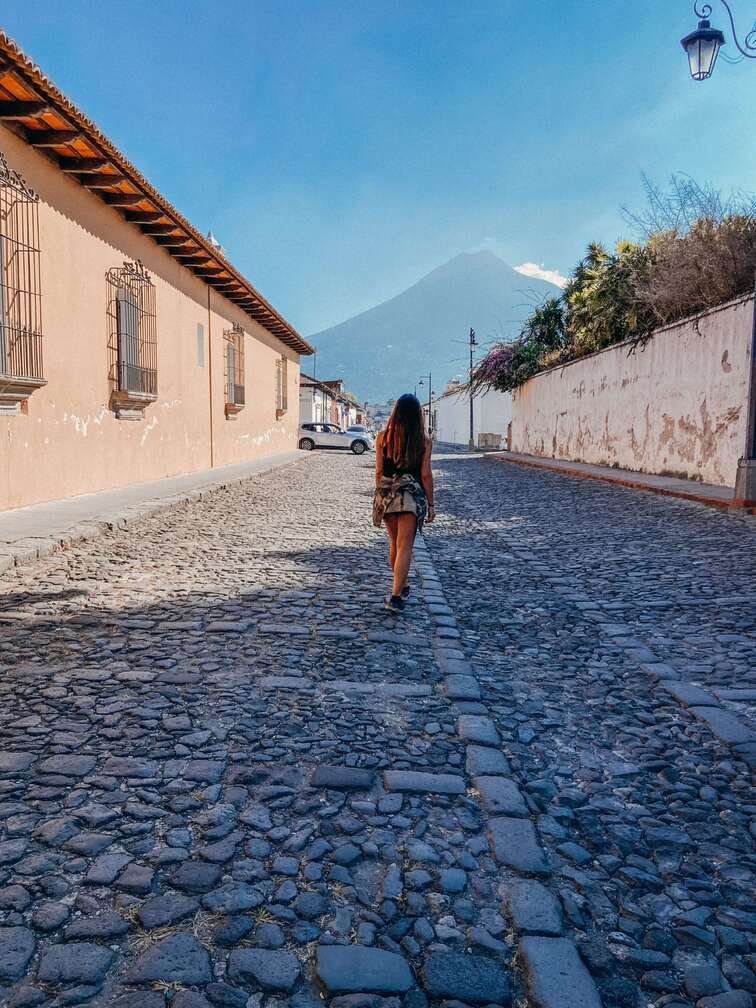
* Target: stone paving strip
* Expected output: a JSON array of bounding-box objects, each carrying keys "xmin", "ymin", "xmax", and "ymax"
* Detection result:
[
  {"xmin": 520, "ymin": 554, "xmax": 756, "ymax": 766},
  {"xmin": 412, "ymin": 534, "xmax": 603, "ymax": 1008}
]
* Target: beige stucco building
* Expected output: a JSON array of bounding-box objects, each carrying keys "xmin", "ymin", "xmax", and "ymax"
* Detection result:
[{"xmin": 0, "ymin": 33, "xmax": 313, "ymax": 512}]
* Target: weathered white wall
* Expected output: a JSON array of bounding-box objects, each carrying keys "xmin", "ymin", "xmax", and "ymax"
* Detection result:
[
  {"xmin": 510, "ymin": 294, "xmax": 754, "ymax": 487},
  {"xmin": 435, "ymin": 384, "xmax": 512, "ymax": 447},
  {"xmin": 299, "ymin": 385, "xmax": 332, "ymax": 424}
]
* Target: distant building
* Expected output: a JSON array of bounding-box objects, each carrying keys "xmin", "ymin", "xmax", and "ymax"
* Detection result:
[
  {"xmin": 434, "ymin": 379, "xmax": 512, "ymax": 449},
  {"xmin": 321, "ymin": 379, "xmax": 344, "ymax": 396},
  {"xmin": 0, "ymin": 32, "xmax": 312, "ymax": 511},
  {"xmin": 299, "ymin": 374, "xmax": 360, "ymax": 428},
  {"xmin": 299, "ymin": 374, "xmax": 339, "ymax": 425},
  {"xmin": 367, "ymin": 400, "xmax": 394, "ymax": 430}
]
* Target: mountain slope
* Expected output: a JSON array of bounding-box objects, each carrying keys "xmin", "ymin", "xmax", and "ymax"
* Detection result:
[{"xmin": 308, "ymin": 250, "xmax": 560, "ymax": 402}]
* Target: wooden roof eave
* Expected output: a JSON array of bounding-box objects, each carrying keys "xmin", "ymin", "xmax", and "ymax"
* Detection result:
[{"xmin": 0, "ymin": 32, "xmax": 314, "ymax": 356}]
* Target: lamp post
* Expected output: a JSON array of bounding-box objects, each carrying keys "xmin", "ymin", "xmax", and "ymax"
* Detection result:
[
  {"xmin": 468, "ymin": 328, "xmax": 478, "ymax": 452},
  {"xmin": 681, "ymin": 2, "xmax": 756, "ymax": 79},
  {"xmin": 417, "ymin": 373, "xmax": 432, "ymax": 437}
]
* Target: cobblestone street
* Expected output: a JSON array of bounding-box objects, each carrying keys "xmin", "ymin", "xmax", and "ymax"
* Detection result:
[{"xmin": 0, "ymin": 452, "xmax": 754, "ymax": 1008}]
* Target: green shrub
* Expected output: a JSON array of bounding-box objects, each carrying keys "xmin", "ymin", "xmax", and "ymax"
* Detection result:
[{"xmin": 473, "ymin": 185, "xmax": 755, "ymax": 393}]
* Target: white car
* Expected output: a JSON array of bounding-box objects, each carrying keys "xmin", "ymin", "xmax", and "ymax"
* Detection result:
[
  {"xmin": 299, "ymin": 423, "xmax": 372, "ymax": 455},
  {"xmin": 347, "ymin": 424, "xmax": 376, "ymax": 448}
]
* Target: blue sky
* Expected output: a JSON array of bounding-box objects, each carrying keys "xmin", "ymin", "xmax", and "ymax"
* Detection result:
[{"xmin": 2, "ymin": 1, "xmax": 754, "ymax": 333}]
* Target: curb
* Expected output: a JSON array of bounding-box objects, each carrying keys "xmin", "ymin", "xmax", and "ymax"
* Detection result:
[
  {"xmin": 484, "ymin": 453, "xmax": 751, "ymax": 514},
  {"xmin": 411, "ymin": 535, "xmax": 603, "ymax": 1007},
  {"xmin": 0, "ymin": 452, "xmax": 311, "ymax": 576}
]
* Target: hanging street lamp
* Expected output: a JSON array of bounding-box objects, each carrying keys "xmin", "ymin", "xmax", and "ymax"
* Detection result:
[
  {"xmin": 681, "ymin": 2, "xmax": 756, "ymax": 79},
  {"xmin": 681, "ymin": 12, "xmax": 726, "ymax": 78}
]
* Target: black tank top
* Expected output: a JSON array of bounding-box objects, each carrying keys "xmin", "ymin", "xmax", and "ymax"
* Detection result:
[{"xmin": 382, "ymin": 439, "xmax": 423, "ymax": 482}]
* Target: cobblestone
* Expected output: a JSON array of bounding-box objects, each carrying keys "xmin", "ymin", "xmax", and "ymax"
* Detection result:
[
  {"xmin": 430, "ymin": 453, "xmax": 756, "ymax": 1008},
  {"xmin": 0, "ymin": 451, "xmax": 753, "ymax": 1007}
]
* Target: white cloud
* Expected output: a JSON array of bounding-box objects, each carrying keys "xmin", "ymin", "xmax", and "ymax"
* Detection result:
[{"xmin": 513, "ymin": 262, "xmax": 568, "ymax": 288}]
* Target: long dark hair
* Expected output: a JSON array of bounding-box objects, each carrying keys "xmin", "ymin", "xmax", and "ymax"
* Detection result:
[{"xmin": 384, "ymin": 394, "xmax": 425, "ymax": 471}]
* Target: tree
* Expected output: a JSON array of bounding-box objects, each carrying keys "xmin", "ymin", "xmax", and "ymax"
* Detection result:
[{"xmin": 472, "ymin": 176, "xmax": 755, "ymax": 393}]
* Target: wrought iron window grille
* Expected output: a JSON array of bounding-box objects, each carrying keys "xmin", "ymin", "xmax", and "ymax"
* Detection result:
[
  {"xmin": 224, "ymin": 321, "xmax": 245, "ymax": 418},
  {"xmin": 0, "ymin": 150, "xmax": 45, "ymax": 414},
  {"xmin": 106, "ymin": 259, "xmax": 158, "ymax": 419}
]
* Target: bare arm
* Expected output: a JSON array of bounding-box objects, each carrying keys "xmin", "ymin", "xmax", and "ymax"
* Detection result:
[
  {"xmin": 375, "ymin": 431, "xmax": 384, "ymax": 487},
  {"xmin": 421, "ymin": 436, "xmax": 434, "ymax": 513}
]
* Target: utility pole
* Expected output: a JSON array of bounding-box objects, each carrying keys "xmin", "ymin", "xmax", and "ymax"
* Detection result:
[
  {"xmin": 468, "ymin": 328, "xmax": 478, "ymax": 451},
  {"xmin": 417, "ymin": 373, "xmax": 432, "ymax": 436}
]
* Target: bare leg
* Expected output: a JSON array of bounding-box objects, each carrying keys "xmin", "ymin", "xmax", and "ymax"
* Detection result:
[
  {"xmin": 392, "ymin": 513, "xmax": 417, "ymax": 597},
  {"xmin": 384, "ymin": 515, "xmax": 398, "ymax": 572}
]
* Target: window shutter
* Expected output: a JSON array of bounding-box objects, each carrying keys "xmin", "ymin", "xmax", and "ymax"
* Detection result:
[
  {"xmin": 107, "ymin": 261, "xmax": 157, "ymax": 412},
  {"xmin": 227, "ymin": 339, "xmax": 236, "ymax": 404},
  {"xmin": 116, "ymin": 286, "xmax": 140, "ymax": 392},
  {"xmin": 0, "ymin": 234, "xmax": 6, "ymax": 373},
  {"xmin": 222, "ymin": 324, "xmax": 244, "ymax": 414}
]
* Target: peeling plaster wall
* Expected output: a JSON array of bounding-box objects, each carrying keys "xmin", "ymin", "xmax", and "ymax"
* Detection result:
[
  {"xmin": 510, "ymin": 294, "xmax": 754, "ymax": 487},
  {"xmin": 0, "ymin": 126, "xmax": 302, "ymax": 511}
]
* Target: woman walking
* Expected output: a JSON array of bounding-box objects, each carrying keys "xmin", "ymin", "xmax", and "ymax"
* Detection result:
[{"xmin": 373, "ymin": 394, "xmax": 434, "ymax": 613}]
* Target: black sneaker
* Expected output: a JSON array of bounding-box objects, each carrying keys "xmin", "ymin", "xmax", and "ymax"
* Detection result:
[
  {"xmin": 384, "ymin": 594, "xmax": 405, "ymax": 614},
  {"xmin": 400, "ymin": 583, "xmax": 411, "ymax": 600}
]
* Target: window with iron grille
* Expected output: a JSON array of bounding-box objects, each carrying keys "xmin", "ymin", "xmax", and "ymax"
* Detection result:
[
  {"xmin": 224, "ymin": 322, "xmax": 245, "ymax": 417},
  {"xmin": 106, "ymin": 260, "xmax": 157, "ymax": 418},
  {"xmin": 0, "ymin": 151, "xmax": 44, "ymax": 413},
  {"xmin": 275, "ymin": 354, "xmax": 288, "ymax": 417}
]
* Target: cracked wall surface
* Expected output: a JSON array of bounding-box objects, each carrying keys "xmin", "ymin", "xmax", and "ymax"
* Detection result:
[{"xmin": 510, "ymin": 294, "xmax": 754, "ymax": 487}]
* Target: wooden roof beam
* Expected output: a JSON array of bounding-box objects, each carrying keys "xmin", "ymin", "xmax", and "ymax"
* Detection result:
[
  {"xmin": 79, "ymin": 173, "xmax": 127, "ymax": 190},
  {"xmin": 176, "ymin": 254, "xmax": 212, "ymax": 265},
  {"xmin": 27, "ymin": 128, "xmax": 81, "ymax": 147},
  {"xmin": 58, "ymin": 156, "xmax": 111, "ymax": 173},
  {"xmin": 155, "ymin": 235, "xmax": 194, "ymax": 248},
  {"xmin": 124, "ymin": 210, "xmax": 165, "ymax": 224},
  {"xmin": 102, "ymin": 192, "xmax": 146, "ymax": 207},
  {"xmin": 0, "ymin": 100, "xmax": 51, "ymax": 119},
  {"xmin": 139, "ymin": 223, "xmax": 176, "ymax": 235}
]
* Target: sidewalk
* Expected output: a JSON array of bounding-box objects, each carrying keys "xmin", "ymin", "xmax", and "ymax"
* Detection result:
[
  {"xmin": 486, "ymin": 450, "xmax": 741, "ymax": 511},
  {"xmin": 0, "ymin": 449, "xmax": 308, "ymax": 572}
]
